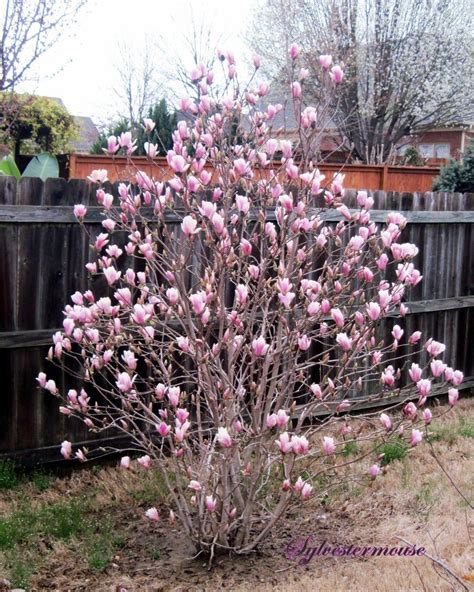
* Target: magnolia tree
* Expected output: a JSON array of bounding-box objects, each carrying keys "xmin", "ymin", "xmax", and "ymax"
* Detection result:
[{"xmin": 37, "ymin": 47, "xmax": 463, "ymax": 559}]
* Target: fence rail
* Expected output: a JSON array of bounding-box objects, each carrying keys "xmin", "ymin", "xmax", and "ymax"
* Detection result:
[{"xmin": 0, "ymin": 176, "xmax": 473, "ymax": 461}]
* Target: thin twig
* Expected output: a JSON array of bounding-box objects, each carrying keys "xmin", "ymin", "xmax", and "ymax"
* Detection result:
[
  {"xmin": 395, "ymin": 537, "xmax": 469, "ymax": 592},
  {"xmin": 427, "ymin": 440, "xmax": 473, "ymax": 509}
]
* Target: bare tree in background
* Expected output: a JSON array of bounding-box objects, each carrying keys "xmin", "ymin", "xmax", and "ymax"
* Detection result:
[
  {"xmin": 157, "ymin": 1, "xmax": 227, "ymax": 102},
  {"xmin": 0, "ymin": 0, "xmax": 88, "ymax": 91},
  {"xmin": 113, "ymin": 38, "xmax": 161, "ymax": 130},
  {"xmin": 248, "ymin": 0, "xmax": 474, "ymax": 163}
]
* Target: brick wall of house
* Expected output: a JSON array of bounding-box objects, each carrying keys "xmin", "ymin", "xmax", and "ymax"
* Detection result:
[{"xmin": 412, "ymin": 129, "xmax": 474, "ymax": 161}]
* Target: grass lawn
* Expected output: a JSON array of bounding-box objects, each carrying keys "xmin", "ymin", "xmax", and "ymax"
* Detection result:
[{"xmin": 0, "ymin": 399, "xmax": 473, "ymax": 591}]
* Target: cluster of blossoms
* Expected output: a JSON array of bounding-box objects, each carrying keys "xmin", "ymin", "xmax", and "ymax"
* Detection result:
[{"xmin": 39, "ymin": 46, "xmax": 462, "ymax": 557}]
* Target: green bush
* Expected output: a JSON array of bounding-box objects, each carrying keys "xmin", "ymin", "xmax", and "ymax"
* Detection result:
[{"xmin": 433, "ymin": 139, "xmax": 474, "ymax": 192}]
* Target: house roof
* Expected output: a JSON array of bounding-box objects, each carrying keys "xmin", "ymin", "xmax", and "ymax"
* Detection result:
[{"xmin": 71, "ymin": 116, "xmax": 99, "ymax": 153}]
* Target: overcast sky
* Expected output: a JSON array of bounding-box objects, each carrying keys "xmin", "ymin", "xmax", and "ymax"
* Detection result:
[{"xmin": 17, "ymin": 0, "xmax": 257, "ymax": 125}]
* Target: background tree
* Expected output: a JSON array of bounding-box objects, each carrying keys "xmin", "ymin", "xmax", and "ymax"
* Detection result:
[
  {"xmin": 90, "ymin": 99, "xmax": 177, "ymax": 157},
  {"xmin": 0, "ymin": 92, "xmax": 77, "ymax": 157},
  {"xmin": 113, "ymin": 38, "xmax": 161, "ymax": 132},
  {"xmin": 433, "ymin": 140, "xmax": 474, "ymax": 193},
  {"xmin": 0, "ymin": 0, "xmax": 88, "ymax": 91},
  {"xmin": 248, "ymin": 0, "xmax": 474, "ymax": 163},
  {"xmin": 156, "ymin": 1, "xmax": 227, "ymax": 102}
]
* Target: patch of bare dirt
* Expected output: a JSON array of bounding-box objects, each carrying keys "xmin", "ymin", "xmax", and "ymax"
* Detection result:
[{"xmin": 2, "ymin": 400, "xmax": 473, "ymax": 592}]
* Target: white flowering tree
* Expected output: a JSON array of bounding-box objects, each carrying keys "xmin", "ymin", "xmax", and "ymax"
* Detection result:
[{"xmin": 248, "ymin": 0, "xmax": 474, "ymax": 163}]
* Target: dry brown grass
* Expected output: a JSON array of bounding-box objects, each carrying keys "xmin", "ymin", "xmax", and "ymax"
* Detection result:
[{"xmin": 0, "ymin": 399, "xmax": 473, "ymax": 592}]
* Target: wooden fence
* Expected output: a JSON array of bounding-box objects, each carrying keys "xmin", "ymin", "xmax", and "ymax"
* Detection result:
[
  {"xmin": 69, "ymin": 154, "xmax": 441, "ymax": 193},
  {"xmin": 0, "ymin": 177, "xmax": 473, "ymax": 462}
]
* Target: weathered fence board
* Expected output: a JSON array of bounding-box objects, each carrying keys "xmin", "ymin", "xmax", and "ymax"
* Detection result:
[{"xmin": 0, "ymin": 177, "xmax": 473, "ymax": 461}]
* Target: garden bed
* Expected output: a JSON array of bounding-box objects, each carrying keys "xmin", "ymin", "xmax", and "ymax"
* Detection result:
[{"xmin": 1, "ymin": 399, "xmax": 473, "ymax": 592}]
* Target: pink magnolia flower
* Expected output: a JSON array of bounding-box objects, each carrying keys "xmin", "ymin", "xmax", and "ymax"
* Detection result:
[
  {"xmin": 181, "ymin": 216, "xmax": 198, "ymax": 236},
  {"xmin": 176, "ymin": 336, "xmax": 190, "ymax": 353},
  {"xmin": 330, "ymin": 65, "xmax": 343, "ymax": 83},
  {"xmin": 391, "ymin": 325, "xmax": 404, "ymax": 341},
  {"xmin": 74, "ymin": 204, "xmax": 87, "ymax": 219},
  {"xmin": 103, "ymin": 267, "xmax": 121, "ymax": 286},
  {"xmin": 448, "ymin": 388, "xmax": 459, "ymax": 406},
  {"xmin": 235, "ymin": 284, "xmax": 248, "ymax": 306},
  {"xmin": 174, "ymin": 420, "xmax": 190, "ymax": 442},
  {"xmin": 266, "ymin": 413, "xmax": 278, "ymax": 429},
  {"xmin": 291, "ymin": 435, "xmax": 310, "ymax": 455},
  {"xmin": 422, "ymin": 408, "xmax": 433, "ymax": 424},
  {"xmin": 145, "ymin": 507, "xmax": 159, "ymax": 521},
  {"xmin": 319, "ymin": 54, "xmax": 333, "ymax": 69},
  {"xmin": 252, "ymin": 336, "xmax": 269, "ymax": 357},
  {"xmin": 88, "ymin": 169, "xmax": 108, "ymax": 183},
  {"xmin": 166, "ymin": 288, "xmax": 179, "ymax": 305},
  {"xmin": 380, "ymin": 413, "xmax": 392, "ymax": 430},
  {"xmin": 170, "ymin": 154, "xmax": 187, "ymax": 173},
  {"xmin": 425, "ymin": 339, "xmax": 446, "ymax": 357},
  {"xmin": 36, "ymin": 372, "xmax": 47, "ymax": 388},
  {"xmin": 298, "ymin": 334, "xmax": 311, "ymax": 351},
  {"xmin": 452, "ymin": 370, "xmax": 463, "ymax": 386},
  {"xmin": 143, "ymin": 118, "xmax": 155, "ymax": 133},
  {"xmin": 367, "ymin": 302, "xmax": 381, "ymax": 321},
  {"xmin": 60, "ymin": 440, "xmax": 72, "ymax": 459},
  {"xmin": 276, "ymin": 432, "xmax": 293, "ymax": 454},
  {"xmin": 430, "ymin": 360, "xmax": 447, "ymax": 378},
  {"xmin": 157, "ymin": 422, "xmax": 170, "ymax": 437},
  {"xmin": 292, "ymin": 81, "xmax": 302, "ymax": 98},
  {"xmin": 116, "ymin": 372, "xmax": 133, "ymax": 392},
  {"xmin": 409, "ymin": 363, "xmax": 422, "ymax": 383},
  {"xmin": 322, "ymin": 436, "xmax": 335, "ymax": 455},
  {"xmin": 310, "ymin": 383, "xmax": 322, "ymax": 399},
  {"xmin": 105, "ymin": 136, "xmax": 119, "ymax": 155},
  {"xmin": 404, "ymin": 402, "xmax": 417, "ymax": 419},
  {"xmin": 294, "ymin": 476, "xmax": 305, "ymax": 493},
  {"xmin": 409, "ymin": 331, "xmax": 422, "ymax": 345},
  {"xmin": 369, "ymin": 464, "xmax": 381, "ymax": 478},
  {"xmin": 120, "ymin": 456, "xmax": 131, "ymax": 469},
  {"xmin": 411, "ymin": 429, "xmax": 423, "ymax": 446},
  {"xmin": 278, "ymin": 292, "xmax": 295, "ymax": 308},
  {"xmin": 289, "ymin": 43, "xmax": 300, "ymax": 60},
  {"xmin": 205, "ymin": 495, "xmax": 217, "ymax": 512},
  {"xmin": 235, "ymin": 194, "xmax": 250, "ymax": 214},
  {"xmin": 188, "ymin": 480, "xmax": 202, "ymax": 492},
  {"xmin": 416, "ymin": 379, "xmax": 431, "ymax": 398},
  {"xmin": 336, "ymin": 333, "xmax": 352, "ymax": 351},
  {"xmin": 216, "ymin": 427, "xmax": 232, "ymax": 448},
  {"xmin": 301, "ymin": 483, "xmax": 313, "ymax": 499},
  {"xmin": 276, "ymin": 409, "xmax": 289, "ymax": 428},
  {"xmin": 331, "ymin": 308, "xmax": 344, "ymax": 328},
  {"xmin": 167, "ymin": 387, "xmax": 180, "ymax": 407}
]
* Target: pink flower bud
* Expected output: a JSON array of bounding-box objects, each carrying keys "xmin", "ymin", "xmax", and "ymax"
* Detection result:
[{"xmin": 289, "ymin": 43, "xmax": 300, "ymax": 60}]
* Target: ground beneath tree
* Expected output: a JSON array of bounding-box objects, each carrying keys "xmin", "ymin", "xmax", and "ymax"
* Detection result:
[{"xmin": 1, "ymin": 400, "xmax": 473, "ymax": 592}]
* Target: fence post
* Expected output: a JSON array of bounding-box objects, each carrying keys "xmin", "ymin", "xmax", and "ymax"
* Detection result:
[
  {"xmin": 69, "ymin": 153, "xmax": 77, "ymax": 179},
  {"xmin": 381, "ymin": 165, "xmax": 389, "ymax": 191}
]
